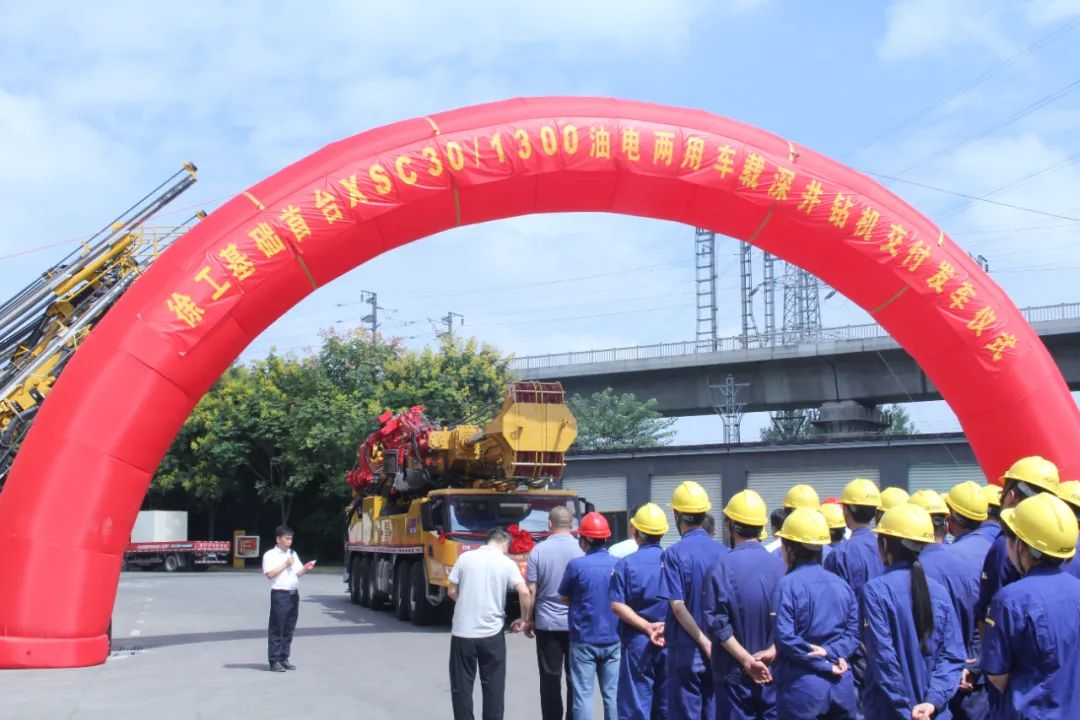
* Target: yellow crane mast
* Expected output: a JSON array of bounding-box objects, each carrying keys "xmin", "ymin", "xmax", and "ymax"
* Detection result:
[{"xmin": 0, "ymin": 164, "xmax": 203, "ymax": 485}]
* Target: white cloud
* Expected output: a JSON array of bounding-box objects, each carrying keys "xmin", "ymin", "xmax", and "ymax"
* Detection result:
[
  {"xmin": 878, "ymin": 0, "xmax": 1014, "ymax": 62},
  {"xmin": 910, "ymin": 129, "xmax": 1080, "ymax": 308},
  {"xmin": 1023, "ymin": 0, "xmax": 1080, "ymax": 25}
]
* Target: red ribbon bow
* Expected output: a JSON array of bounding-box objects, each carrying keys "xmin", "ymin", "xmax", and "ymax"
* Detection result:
[{"xmin": 506, "ymin": 524, "xmax": 535, "ymax": 554}]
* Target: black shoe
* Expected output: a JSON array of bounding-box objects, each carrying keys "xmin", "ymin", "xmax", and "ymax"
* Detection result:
[
  {"xmin": 269, "ymin": 662, "xmax": 286, "ymax": 672},
  {"xmin": 281, "ymin": 662, "xmax": 296, "ymax": 671}
]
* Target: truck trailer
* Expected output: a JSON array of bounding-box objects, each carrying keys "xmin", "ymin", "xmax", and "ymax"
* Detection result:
[{"xmin": 123, "ymin": 510, "xmax": 230, "ymax": 572}]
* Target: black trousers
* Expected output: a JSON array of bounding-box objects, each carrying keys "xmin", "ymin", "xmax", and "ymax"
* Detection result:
[
  {"xmin": 268, "ymin": 589, "xmax": 299, "ymax": 663},
  {"xmin": 535, "ymin": 629, "xmax": 573, "ymax": 720},
  {"xmin": 449, "ymin": 633, "xmax": 507, "ymax": 720}
]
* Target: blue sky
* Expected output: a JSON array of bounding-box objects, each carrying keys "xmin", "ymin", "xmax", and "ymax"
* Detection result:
[{"xmin": 1, "ymin": 0, "xmax": 1079, "ymax": 442}]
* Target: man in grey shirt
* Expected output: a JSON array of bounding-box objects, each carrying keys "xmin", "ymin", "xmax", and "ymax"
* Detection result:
[{"xmin": 523, "ymin": 506, "xmax": 583, "ymax": 720}]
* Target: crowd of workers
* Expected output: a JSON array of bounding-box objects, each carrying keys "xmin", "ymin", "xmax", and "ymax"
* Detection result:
[{"xmin": 447, "ymin": 454, "xmax": 1080, "ymax": 720}]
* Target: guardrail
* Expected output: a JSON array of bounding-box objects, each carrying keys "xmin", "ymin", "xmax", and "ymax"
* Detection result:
[{"xmin": 509, "ymin": 302, "xmax": 1080, "ymax": 372}]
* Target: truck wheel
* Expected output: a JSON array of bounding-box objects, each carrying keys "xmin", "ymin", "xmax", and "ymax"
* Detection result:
[
  {"xmin": 358, "ymin": 556, "xmax": 372, "ymax": 607},
  {"xmin": 409, "ymin": 562, "xmax": 438, "ymax": 626},
  {"xmin": 394, "ymin": 562, "xmax": 412, "ymax": 621},
  {"xmin": 367, "ymin": 557, "xmax": 387, "ymax": 610},
  {"xmin": 349, "ymin": 557, "xmax": 362, "ymax": 604},
  {"xmin": 163, "ymin": 554, "xmax": 181, "ymax": 573}
]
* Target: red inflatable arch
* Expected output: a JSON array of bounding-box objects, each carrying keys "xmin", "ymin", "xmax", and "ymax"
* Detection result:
[{"xmin": 1, "ymin": 97, "xmax": 1077, "ymax": 668}]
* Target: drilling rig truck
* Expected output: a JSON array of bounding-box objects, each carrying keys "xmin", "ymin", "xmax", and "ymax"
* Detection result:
[{"xmin": 344, "ymin": 381, "xmax": 583, "ymax": 625}]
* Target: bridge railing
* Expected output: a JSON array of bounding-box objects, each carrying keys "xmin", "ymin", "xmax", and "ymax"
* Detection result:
[{"xmin": 509, "ymin": 301, "xmax": 1080, "ymax": 372}]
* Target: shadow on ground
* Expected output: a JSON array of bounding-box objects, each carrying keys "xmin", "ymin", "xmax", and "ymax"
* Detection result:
[
  {"xmin": 223, "ymin": 662, "xmax": 275, "ymax": 671},
  {"xmin": 306, "ymin": 593, "xmax": 451, "ymax": 631},
  {"xmin": 127, "ymin": 594, "xmax": 448, "ymax": 649}
]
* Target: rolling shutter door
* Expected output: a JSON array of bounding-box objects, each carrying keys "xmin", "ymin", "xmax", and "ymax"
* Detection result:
[
  {"xmin": 748, "ymin": 468, "xmax": 880, "ymax": 540},
  {"xmin": 561, "ymin": 476, "xmax": 627, "ymax": 513},
  {"xmin": 908, "ymin": 464, "xmax": 984, "ymax": 495},
  {"xmin": 650, "ymin": 474, "xmax": 722, "ymax": 547}
]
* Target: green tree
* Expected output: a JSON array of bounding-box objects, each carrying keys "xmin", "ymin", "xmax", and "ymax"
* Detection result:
[
  {"xmin": 759, "ymin": 404, "xmax": 916, "ymax": 441},
  {"xmin": 240, "ymin": 353, "xmax": 323, "ymax": 525},
  {"xmin": 151, "ymin": 365, "xmax": 250, "ymax": 537},
  {"xmin": 568, "ymin": 388, "xmax": 676, "ymax": 451},
  {"xmin": 880, "ymin": 404, "xmax": 916, "ymax": 435},
  {"xmin": 380, "ymin": 336, "xmax": 513, "ymax": 425},
  {"xmin": 759, "ymin": 409, "xmax": 822, "ymax": 442},
  {"xmin": 151, "ymin": 330, "xmax": 520, "ymax": 539}
]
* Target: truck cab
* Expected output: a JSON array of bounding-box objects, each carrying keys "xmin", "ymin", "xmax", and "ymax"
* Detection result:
[{"xmin": 345, "ymin": 487, "xmax": 586, "ymax": 626}]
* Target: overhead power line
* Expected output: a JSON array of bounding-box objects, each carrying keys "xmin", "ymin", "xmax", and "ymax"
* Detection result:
[
  {"xmin": 859, "ymin": 170, "xmax": 1080, "ymax": 223},
  {"xmin": 844, "ymin": 17, "xmax": 1080, "ymax": 159},
  {"xmin": 932, "ymin": 150, "xmax": 1080, "ymax": 221},
  {"xmin": 893, "ymin": 77, "xmax": 1080, "ymax": 175}
]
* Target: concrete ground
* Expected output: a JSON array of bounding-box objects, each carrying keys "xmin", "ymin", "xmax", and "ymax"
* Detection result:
[{"xmin": 0, "ymin": 568, "xmax": 606, "ymax": 720}]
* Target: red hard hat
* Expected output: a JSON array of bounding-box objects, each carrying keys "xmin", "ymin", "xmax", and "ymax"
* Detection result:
[
  {"xmin": 578, "ymin": 512, "xmax": 612, "ymax": 539},
  {"xmin": 822, "ymin": 497, "xmax": 839, "ymax": 505}
]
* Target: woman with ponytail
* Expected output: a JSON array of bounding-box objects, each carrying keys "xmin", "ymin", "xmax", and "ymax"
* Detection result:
[{"xmin": 862, "ymin": 504, "xmax": 965, "ymax": 719}]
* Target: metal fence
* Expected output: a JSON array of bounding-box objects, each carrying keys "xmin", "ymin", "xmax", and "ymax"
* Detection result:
[{"xmin": 509, "ymin": 302, "xmax": 1080, "ymax": 372}]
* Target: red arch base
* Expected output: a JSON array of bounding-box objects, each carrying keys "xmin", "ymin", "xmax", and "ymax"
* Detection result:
[{"xmin": 1, "ymin": 97, "xmax": 1077, "ymax": 668}]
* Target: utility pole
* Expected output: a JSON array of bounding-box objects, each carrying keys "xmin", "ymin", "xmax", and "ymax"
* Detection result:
[
  {"xmin": 441, "ymin": 311, "xmax": 463, "ymax": 338},
  {"xmin": 710, "ymin": 374, "xmax": 750, "ymax": 445},
  {"xmin": 360, "ymin": 290, "xmax": 380, "ymax": 337},
  {"xmin": 695, "ymin": 228, "xmax": 719, "ymax": 351}
]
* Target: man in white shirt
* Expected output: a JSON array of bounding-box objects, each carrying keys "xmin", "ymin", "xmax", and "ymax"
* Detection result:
[
  {"xmin": 262, "ymin": 525, "xmax": 314, "ymax": 672},
  {"xmin": 764, "ymin": 508, "xmax": 785, "ymax": 554},
  {"xmin": 448, "ymin": 526, "xmax": 533, "ymax": 720},
  {"xmin": 609, "ymin": 507, "xmax": 640, "ymax": 559}
]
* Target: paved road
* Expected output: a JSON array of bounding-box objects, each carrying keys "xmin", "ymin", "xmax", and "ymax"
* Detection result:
[{"xmin": 0, "ymin": 569, "xmax": 603, "ymax": 720}]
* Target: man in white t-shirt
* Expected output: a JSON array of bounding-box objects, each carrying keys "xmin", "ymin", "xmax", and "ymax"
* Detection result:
[
  {"xmin": 448, "ymin": 526, "xmax": 532, "ymax": 720},
  {"xmin": 262, "ymin": 525, "xmax": 315, "ymax": 672},
  {"xmin": 609, "ymin": 505, "xmax": 640, "ymax": 559}
]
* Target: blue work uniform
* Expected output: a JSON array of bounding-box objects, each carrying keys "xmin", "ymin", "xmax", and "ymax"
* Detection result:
[
  {"xmin": 976, "ymin": 530, "xmax": 1020, "ymax": 712},
  {"xmin": 822, "ymin": 525, "xmax": 884, "ymax": 692},
  {"xmin": 770, "ymin": 561, "xmax": 860, "ymax": 720},
  {"xmin": 975, "ymin": 534, "xmax": 1017, "ymax": 637},
  {"xmin": 703, "ymin": 540, "xmax": 786, "ymax": 720},
  {"xmin": 559, "ymin": 547, "xmax": 621, "ymax": 720},
  {"xmin": 823, "ymin": 526, "xmax": 885, "ymax": 603},
  {"xmin": 982, "ymin": 565, "xmax": 1080, "ymax": 718},
  {"xmin": 610, "ymin": 543, "xmax": 668, "ymax": 720},
  {"xmin": 947, "ymin": 527, "xmax": 994, "ymax": 571},
  {"xmin": 1066, "ymin": 545, "xmax": 1080, "ymax": 579},
  {"xmin": 976, "ymin": 520, "xmax": 1001, "ymax": 544},
  {"xmin": 921, "ymin": 544, "xmax": 980, "ymax": 660},
  {"xmin": 946, "ymin": 529, "xmax": 996, "ymax": 720},
  {"xmin": 559, "ymin": 548, "xmax": 620, "ymax": 645},
  {"xmin": 861, "ymin": 562, "xmax": 965, "ymax": 720},
  {"xmin": 658, "ymin": 528, "xmax": 728, "ymax": 720}
]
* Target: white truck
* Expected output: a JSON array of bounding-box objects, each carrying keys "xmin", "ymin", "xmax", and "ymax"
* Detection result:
[{"xmin": 123, "ymin": 510, "xmax": 230, "ymax": 572}]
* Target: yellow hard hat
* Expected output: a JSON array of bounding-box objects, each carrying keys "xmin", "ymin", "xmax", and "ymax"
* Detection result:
[
  {"xmin": 874, "ymin": 503, "xmax": 935, "ymax": 544},
  {"xmin": 759, "ymin": 526, "xmax": 769, "ymax": 541},
  {"xmin": 944, "ymin": 481, "xmax": 989, "ymax": 522},
  {"xmin": 630, "ymin": 503, "xmax": 670, "ymax": 536},
  {"xmin": 776, "ymin": 508, "xmax": 830, "ymax": 546},
  {"xmin": 671, "ymin": 480, "xmax": 712, "ymax": 513},
  {"xmin": 1001, "ymin": 493, "xmax": 1078, "ymax": 559},
  {"xmin": 879, "ymin": 487, "xmax": 910, "ymax": 511},
  {"xmin": 909, "ymin": 489, "xmax": 949, "ymax": 516},
  {"xmin": 724, "ymin": 489, "xmax": 768, "ymax": 526},
  {"xmin": 983, "ymin": 484, "xmax": 1002, "ymax": 508},
  {"xmin": 999, "ymin": 456, "xmax": 1060, "ymax": 494},
  {"xmin": 841, "ymin": 478, "xmax": 882, "ymax": 508},
  {"xmin": 783, "ymin": 484, "xmax": 820, "ymax": 510},
  {"xmin": 819, "ymin": 503, "xmax": 846, "ymax": 530},
  {"xmin": 1056, "ymin": 481, "xmax": 1080, "ymax": 513}
]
